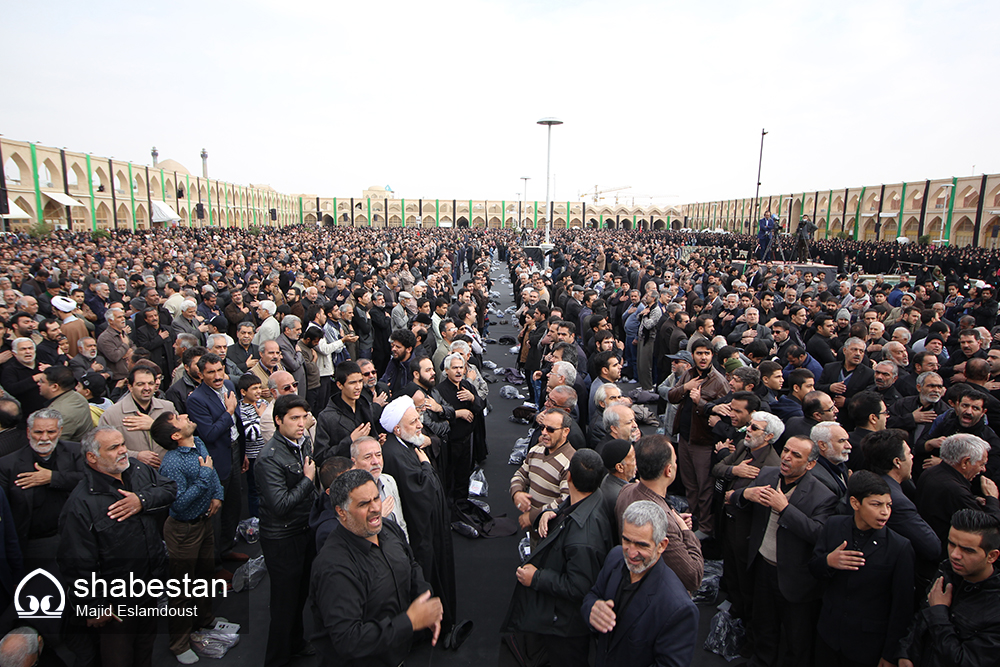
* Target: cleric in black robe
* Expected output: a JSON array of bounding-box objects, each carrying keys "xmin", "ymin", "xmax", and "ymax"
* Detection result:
[
  {"xmin": 379, "ymin": 396, "xmax": 471, "ymax": 647},
  {"xmin": 435, "ymin": 353, "xmax": 484, "ymax": 502}
]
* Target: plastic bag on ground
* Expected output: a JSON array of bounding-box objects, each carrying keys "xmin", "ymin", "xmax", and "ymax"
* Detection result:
[
  {"xmin": 237, "ymin": 517, "xmax": 259, "ymax": 544},
  {"xmin": 509, "ymin": 345, "xmax": 521, "ymax": 355},
  {"xmin": 232, "ymin": 555, "xmax": 267, "ymax": 593},
  {"xmin": 509, "ymin": 436, "xmax": 531, "ymax": 465},
  {"xmin": 692, "ymin": 560, "xmax": 724, "ymax": 604},
  {"xmin": 500, "ymin": 386, "xmax": 525, "ymax": 400},
  {"xmin": 191, "ymin": 628, "xmax": 241, "ymax": 658},
  {"xmin": 703, "ymin": 609, "xmax": 746, "ymax": 661},
  {"xmin": 468, "ymin": 467, "xmax": 489, "ymax": 497},
  {"xmin": 483, "ymin": 360, "xmax": 498, "ymax": 370}
]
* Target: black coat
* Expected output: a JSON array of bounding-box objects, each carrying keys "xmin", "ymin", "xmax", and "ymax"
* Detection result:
[
  {"xmin": 581, "ymin": 547, "xmax": 699, "ymax": 667},
  {"xmin": 502, "ymin": 490, "xmax": 612, "ymax": 637},
  {"xmin": 898, "ymin": 562, "xmax": 1000, "ymax": 666},
  {"xmin": 58, "ymin": 462, "xmax": 177, "ymax": 605},
  {"xmin": 314, "ymin": 394, "xmax": 375, "ymax": 464},
  {"xmin": 808, "ymin": 515, "xmax": 914, "ymax": 664},
  {"xmin": 916, "ymin": 462, "xmax": 1000, "ymax": 558},
  {"xmin": 733, "ymin": 467, "xmax": 838, "ymax": 603},
  {"xmin": 881, "ymin": 474, "xmax": 942, "ymax": 565},
  {"xmin": 0, "ymin": 441, "xmax": 85, "ymax": 544},
  {"xmin": 380, "ymin": 433, "xmax": 457, "ymax": 628},
  {"xmin": 255, "ymin": 433, "xmax": 317, "ymax": 540},
  {"xmin": 816, "ymin": 361, "xmax": 875, "ymax": 402}
]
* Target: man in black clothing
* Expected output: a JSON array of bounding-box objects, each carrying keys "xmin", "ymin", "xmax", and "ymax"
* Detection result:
[
  {"xmin": 380, "ymin": 329, "xmax": 416, "ymax": 399},
  {"xmin": 435, "ymin": 353, "xmax": 482, "ymax": 501},
  {"xmin": 314, "ymin": 361, "xmax": 377, "ymax": 464},
  {"xmin": 309, "ymin": 469, "xmax": 443, "ymax": 666},
  {"xmin": 227, "ymin": 321, "xmax": 259, "ymax": 374},
  {"xmin": 500, "ymin": 449, "xmax": 612, "ymax": 667},
  {"xmin": 256, "ymin": 395, "xmax": 318, "ymax": 665},
  {"xmin": 730, "ymin": 435, "xmax": 838, "ymax": 667},
  {"xmin": 809, "ymin": 471, "xmax": 914, "ymax": 667},
  {"xmin": 0, "ymin": 408, "xmax": 85, "ymax": 569},
  {"xmin": 916, "ymin": 433, "xmax": 1000, "ymax": 557},
  {"xmin": 887, "ymin": 371, "xmax": 947, "ymax": 445},
  {"xmin": 58, "ymin": 426, "xmax": 177, "ymax": 667},
  {"xmin": 898, "ymin": 509, "xmax": 1000, "ymax": 667},
  {"xmin": 35, "ymin": 319, "xmax": 67, "ymax": 367},
  {"xmin": 817, "ymin": 336, "xmax": 874, "ymax": 414},
  {"xmin": 806, "ymin": 314, "xmax": 839, "ymax": 368},
  {"xmin": 134, "ymin": 306, "xmax": 174, "ymax": 387},
  {"xmin": 379, "ymin": 396, "xmax": 468, "ymax": 649}
]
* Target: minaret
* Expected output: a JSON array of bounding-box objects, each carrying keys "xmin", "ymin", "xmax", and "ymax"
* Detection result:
[
  {"xmin": 151, "ymin": 146, "xmax": 159, "ymax": 167},
  {"xmin": 201, "ymin": 148, "xmax": 209, "ymax": 179}
]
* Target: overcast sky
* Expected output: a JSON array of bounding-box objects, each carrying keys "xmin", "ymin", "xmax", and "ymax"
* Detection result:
[{"xmin": 6, "ymin": 0, "xmax": 997, "ymax": 208}]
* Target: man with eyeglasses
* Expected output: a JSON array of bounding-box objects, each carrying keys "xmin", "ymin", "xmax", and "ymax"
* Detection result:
[
  {"xmin": 260, "ymin": 370, "xmax": 317, "ymax": 444},
  {"xmin": 845, "ymin": 391, "xmax": 888, "ymax": 471},
  {"xmin": 510, "ymin": 408, "xmax": 577, "ymax": 537},
  {"xmin": 713, "ymin": 411, "xmax": 783, "ymax": 625}
]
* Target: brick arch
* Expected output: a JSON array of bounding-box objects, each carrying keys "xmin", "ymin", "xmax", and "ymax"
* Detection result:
[{"xmin": 4, "ymin": 153, "xmax": 30, "ymax": 184}]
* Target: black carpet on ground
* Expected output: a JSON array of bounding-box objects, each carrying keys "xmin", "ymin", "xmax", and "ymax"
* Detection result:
[{"xmin": 143, "ymin": 261, "xmax": 732, "ymax": 666}]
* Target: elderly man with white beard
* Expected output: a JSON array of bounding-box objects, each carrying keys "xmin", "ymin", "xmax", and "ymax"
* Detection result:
[
  {"xmin": 0, "ymin": 408, "xmax": 86, "ymax": 570},
  {"xmin": 379, "ymin": 396, "xmax": 473, "ymax": 650}
]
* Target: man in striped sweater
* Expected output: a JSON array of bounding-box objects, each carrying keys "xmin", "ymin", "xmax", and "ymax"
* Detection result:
[{"xmin": 510, "ymin": 409, "xmax": 576, "ymax": 539}]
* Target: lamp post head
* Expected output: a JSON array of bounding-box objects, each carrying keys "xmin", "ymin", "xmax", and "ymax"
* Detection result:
[{"xmin": 537, "ymin": 118, "xmax": 563, "ymax": 127}]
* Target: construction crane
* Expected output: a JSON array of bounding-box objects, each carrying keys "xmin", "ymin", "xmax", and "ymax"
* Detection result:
[
  {"xmin": 578, "ymin": 185, "xmax": 631, "ymax": 203},
  {"xmin": 624, "ymin": 193, "xmax": 678, "ymax": 207}
]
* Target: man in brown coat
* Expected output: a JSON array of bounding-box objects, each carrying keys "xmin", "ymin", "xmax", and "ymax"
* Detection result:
[{"xmin": 667, "ymin": 338, "xmax": 729, "ymax": 537}]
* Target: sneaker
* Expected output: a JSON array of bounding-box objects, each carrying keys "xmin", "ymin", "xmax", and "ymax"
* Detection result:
[{"xmin": 176, "ymin": 649, "xmax": 199, "ymax": 665}]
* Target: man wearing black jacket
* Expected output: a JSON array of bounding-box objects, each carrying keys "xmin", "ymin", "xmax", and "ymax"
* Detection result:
[
  {"xmin": 256, "ymin": 395, "xmax": 318, "ymax": 665},
  {"xmin": 501, "ymin": 449, "xmax": 612, "ymax": 667},
  {"xmin": 817, "ymin": 337, "xmax": 874, "ymax": 414},
  {"xmin": 730, "ymin": 436, "xmax": 838, "ymax": 667},
  {"xmin": 314, "ymin": 361, "xmax": 377, "ymax": 464},
  {"xmin": 58, "ymin": 426, "xmax": 178, "ymax": 666},
  {"xmin": 916, "ymin": 433, "xmax": 1000, "ymax": 557},
  {"xmin": 898, "ymin": 509, "xmax": 1000, "ymax": 667},
  {"xmin": 308, "ymin": 469, "xmax": 442, "ymax": 666},
  {"xmin": 810, "ymin": 471, "xmax": 914, "ymax": 666},
  {"xmin": 134, "ymin": 306, "xmax": 174, "ymax": 387}
]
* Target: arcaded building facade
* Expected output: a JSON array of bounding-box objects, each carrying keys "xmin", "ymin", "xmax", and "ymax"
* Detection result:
[{"xmin": 3, "ymin": 137, "xmax": 998, "ymax": 247}]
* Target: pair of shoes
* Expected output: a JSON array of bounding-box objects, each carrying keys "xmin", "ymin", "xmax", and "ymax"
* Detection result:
[
  {"xmin": 175, "ymin": 649, "xmax": 199, "ymax": 664},
  {"xmin": 442, "ymin": 620, "xmax": 474, "ymax": 650},
  {"xmin": 222, "ymin": 551, "xmax": 250, "ymax": 563}
]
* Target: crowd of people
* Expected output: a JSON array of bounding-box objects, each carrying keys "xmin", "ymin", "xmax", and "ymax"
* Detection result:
[{"xmin": 0, "ymin": 222, "xmax": 997, "ymax": 666}]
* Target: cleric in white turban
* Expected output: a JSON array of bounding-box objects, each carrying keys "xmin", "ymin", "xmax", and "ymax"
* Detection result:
[
  {"xmin": 380, "ymin": 395, "xmax": 415, "ymax": 434},
  {"xmin": 378, "ymin": 394, "xmax": 465, "ymax": 644}
]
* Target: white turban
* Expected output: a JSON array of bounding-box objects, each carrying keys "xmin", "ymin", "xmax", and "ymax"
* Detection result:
[
  {"xmin": 380, "ymin": 396, "xmax": 415, "ymax": 433},
  {"xmin": 51, "ymin": 296, "xmax": 77, "ymax": 313}
]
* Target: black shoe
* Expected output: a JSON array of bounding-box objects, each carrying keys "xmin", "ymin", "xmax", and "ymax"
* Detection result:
[{"xmin": 450, "ymin": 619, "xmax": 474, "ymax": 650}]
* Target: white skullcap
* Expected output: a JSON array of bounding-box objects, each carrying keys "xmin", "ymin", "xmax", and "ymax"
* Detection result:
[
  {"xmin": 380, "ymin": 396, "xmax": 415, "ymax": 433},
  {"xmin": 259, "ymin": 300, "xmax": 277, "ymax": 316},
  {"xmin": 51, "ymin": 296, "xmax": 77, "ymax": 313}
]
